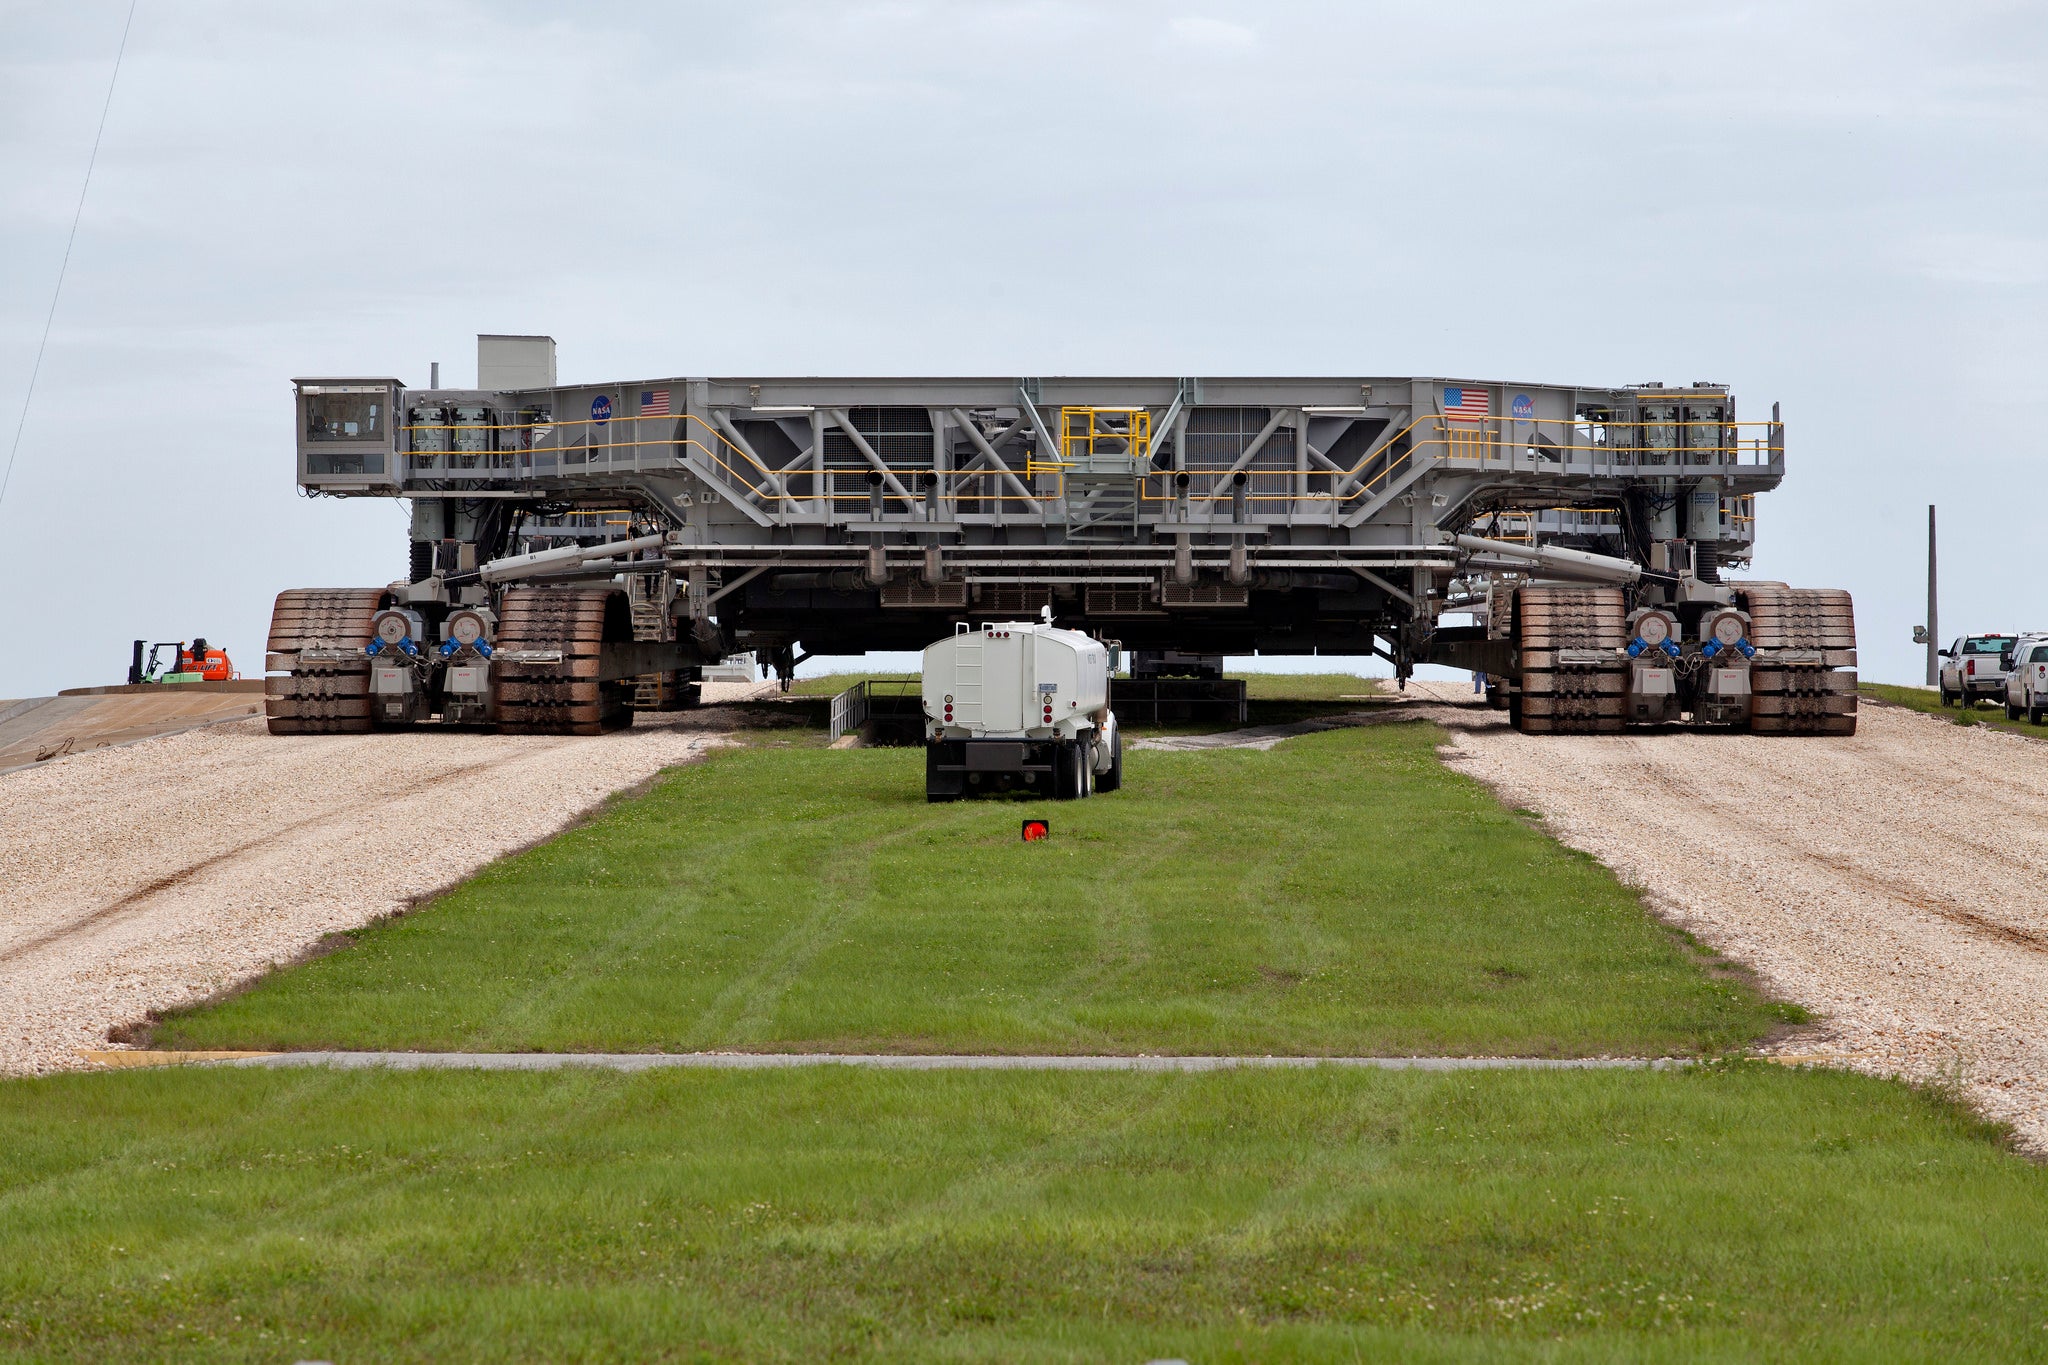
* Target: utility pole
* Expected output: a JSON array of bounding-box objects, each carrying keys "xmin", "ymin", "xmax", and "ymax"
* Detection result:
[{"xmin": 1926, "ymin": 504, "xmax": 1939, "ymax": 687}]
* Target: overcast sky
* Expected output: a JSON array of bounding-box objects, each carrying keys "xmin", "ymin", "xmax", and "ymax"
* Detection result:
[{"xmin": 1, "ymin": 0, "xmax": 2042, "ymax": 696}]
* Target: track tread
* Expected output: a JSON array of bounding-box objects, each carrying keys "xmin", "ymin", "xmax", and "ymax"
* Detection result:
[
  {"xmin": 493, "ymin": 586, "xmax": 635, "ymax": 735},
  {"xmin": 1736, "ymin": 583, "xmax": 1859, "ymax": 735},
  {"xmin": 265, "ymin": 588, "xmax": 389, "ymax": 734},
  {"xmin": 1513, "ymin": 585, "xmax": 1628, "ymax": 734}
]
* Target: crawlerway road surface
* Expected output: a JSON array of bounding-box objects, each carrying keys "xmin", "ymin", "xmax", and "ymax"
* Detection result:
[
  {"xmin": 0, "ymin": 710, "xmax": 739, "ymax": 1076},
  {"xmin": 16, "ymin": 679, "xmax": 2048, "ymax": 1156},
  {"xmin": 1374, "ymin": 684, "xmax": 2048, "ymax": 1154}
]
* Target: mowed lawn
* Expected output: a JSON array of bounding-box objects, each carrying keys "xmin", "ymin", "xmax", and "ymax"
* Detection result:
[
  {"xmin": 3, "ymin": 1065, "xmax": 2043, "ymax": 1363},
  {"xmin": 152, "ymin": 722, "xmax": 1787, "ymax": 1057}
]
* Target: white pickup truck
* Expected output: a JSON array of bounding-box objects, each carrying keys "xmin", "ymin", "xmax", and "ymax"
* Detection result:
[
  {"xmin": 1939, "ymin": 634, "xmax": 2018, "ymax": 706},
  {"xmin": 2004, "ymin": 636, "xmax": 2048, "ymax": 724}
]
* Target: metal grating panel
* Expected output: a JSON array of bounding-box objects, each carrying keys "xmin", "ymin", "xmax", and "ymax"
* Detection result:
[
  {"xmin": 880, "ymin": 580, "xmax": 970, "ymax": 609},
  {"xmin": 1084, "ymin": 584, "xmax": 1160, "ymax": 616},
  {"xmin": 976, "ymin": 584, "xmax": 1053, "ymax": 615},
  {"xmin": 1160, "ymin": 582, "xmax": 1250, "ymax": 609}
]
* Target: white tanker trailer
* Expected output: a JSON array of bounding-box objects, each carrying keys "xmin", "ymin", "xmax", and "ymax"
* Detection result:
[{"xmin": 921, "ymin": 618, "xmax": 1121, "ymax": 802}]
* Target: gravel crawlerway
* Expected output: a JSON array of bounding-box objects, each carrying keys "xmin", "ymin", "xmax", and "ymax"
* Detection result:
[
  {"xmin": 0, "ymin": 710, "xmax": 740, "ymax": 1076},
  {"xmin": 1392, "ymin": 684, "xmax": 2048, "ymax": 1153}
]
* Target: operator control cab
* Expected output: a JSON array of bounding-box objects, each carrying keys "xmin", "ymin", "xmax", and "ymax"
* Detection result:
[{"xmin": 921, "ymin": 618, "xmax": 1121, "ymax": 802}]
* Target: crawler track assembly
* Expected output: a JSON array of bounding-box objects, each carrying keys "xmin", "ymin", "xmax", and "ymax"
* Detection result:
[
  {"xmin": 265, "ymin": 588, "xmax": 392, "ymax": 734},
  {"xmin": 264, "ymin": 589, "xmax": 391, "ymax": 736},
  {"xmin": 1740, "ymin": 583, "xmax": 1858, "ymax": 735},
  {"xmin": 492, "ymin": 586, "xmax": 635, "ymax": 735},
  {"xmin": 1513, "ymin": 585, "xmax": 1628, "ymax": 733}
]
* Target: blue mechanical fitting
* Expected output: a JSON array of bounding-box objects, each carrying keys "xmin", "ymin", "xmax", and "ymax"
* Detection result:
[
  {"xmin": 1660, "ymin": 639, "xmax": 1681, "ymax": 659},
  {"xmin": 1702, "ymin": 638, "xmax": 1721, "ymax": 661},
  {"xmin": 399, "ymin": 637, "xmax": 419, "ymax": 657},
  {"xmin": 1627, "ymin": 639, "xmax": 1647, "ymax": 658},
  {"xmin": 1738, "ymin": 640, "xmax": 1755, "ymax": 659},
  {"xmin": 365, "ymin": 638, "xmax": 383, "ymax": 657},
  {"xmin": 439, "ymin": 639, "xmax": 458, "ymax": 658},
  {"xmin": 476, "ymin": 641, "xmax": 493, "ymax": 659}
]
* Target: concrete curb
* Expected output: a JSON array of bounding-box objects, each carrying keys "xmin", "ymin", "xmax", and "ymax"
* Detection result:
[{"xmin": 180, "ymin": 1052, "xmax": 1684, "ymax": 1073}]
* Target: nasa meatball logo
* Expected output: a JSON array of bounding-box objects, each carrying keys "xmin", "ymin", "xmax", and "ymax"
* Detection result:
[
  {"xmin": 590, "ymin": 394, "xmax": 613, "ymax": 425},
  {"xmin": 1510, "ymin": 393, "xmax": 1534, "ymax": 420}
]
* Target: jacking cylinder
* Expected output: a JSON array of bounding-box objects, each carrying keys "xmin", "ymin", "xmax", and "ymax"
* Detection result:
[{"xmin": 1687, "ymin": 480, "xmax": 1725, "ymax": 543}]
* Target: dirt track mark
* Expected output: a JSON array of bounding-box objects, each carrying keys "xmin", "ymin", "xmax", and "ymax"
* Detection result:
[
  {"xmin": 1603, "ymin": 742, "xmax": 2048, "ymax": 955},
  {"xmin": 1425, "ymin": 685, "xmax": 2048, "ymax": 1153},
  {"xmin": 0, "ymin": 714, "xmax": 733, "ymax": 1075},
  {"xmin": 0, "ymin": 754, "xmax": 532, "ymax": 966}
]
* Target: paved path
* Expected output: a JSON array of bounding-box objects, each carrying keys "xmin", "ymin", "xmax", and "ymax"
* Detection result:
[{"xmin": 81, "ymin": 1051, "xmax": 1678, "ymax": 1073}]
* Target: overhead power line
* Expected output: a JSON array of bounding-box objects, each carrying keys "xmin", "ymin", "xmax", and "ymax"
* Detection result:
[{"xmin": 0, "ymin": 0, "xmax": 139, "ymax": 518}]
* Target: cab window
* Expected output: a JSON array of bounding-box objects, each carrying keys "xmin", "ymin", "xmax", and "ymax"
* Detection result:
[
  {"xmin": 305, "ymin": 392, "xmax": 384, "ymax": 442},
  {"xmin": 1964, "ymin": 636, "xmax": 2015, "ymax": 654}
]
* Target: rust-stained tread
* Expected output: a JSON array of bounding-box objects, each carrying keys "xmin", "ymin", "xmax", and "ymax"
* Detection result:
[
  {"xmin": 1740, "ymin": 584, "xmax": 1859, "ymax": 736},
  {"xmin": 265, "ymin": 588, "xmax": 391, "ymax": 735},
  {"xmin": 493, "ymin": 586, "xmax": 635, "ymax": 735},
  {"xmin": 1513, "ymin": 585, "xmax": 1627, "ymax": 734}
]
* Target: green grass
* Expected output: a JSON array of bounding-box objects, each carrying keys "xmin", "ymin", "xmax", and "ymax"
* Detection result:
[
  {"xmin": 2, "ymin": 1064, "xmax": 2041, "ymax": 1363},
  {"xmin": 149, "ymin": 723, "xmax": 1784, "ymax": 1057},
  {"xmin": 1237, "ymin": 671, "xmax": 1382, "ymax": 701},
  {"xmin": 1862, "ymin": 682, "xmax": 2047, "ymax": 739},
  {"xmin": 17, "ymin": 683, "xmax": 2048, "ymax": 1361},
  {"xmin": 788, "ymin": 671, "xmax": 919, "ymax": 697}
]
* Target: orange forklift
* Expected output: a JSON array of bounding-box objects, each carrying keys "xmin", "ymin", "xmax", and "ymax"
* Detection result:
[{"xmin": 128, "ymin": 638, "xmax": 235, "ymax": 685}]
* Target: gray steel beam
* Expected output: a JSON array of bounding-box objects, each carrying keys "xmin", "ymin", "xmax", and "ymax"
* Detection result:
[
  {"xmin": 1196, "ymin": 406, "xmax": 1293, "ymax": 510},
  {"xmin": 707, "ymin": 410, "xmax": 787, "ymax": 510},
  {"xmin": 1349, "ymin": 566, "xmax": 1416, "ymax": 608},
  {"xmin": 704, "ymin": 565, "xmax": 770, "ymax": 606},
  {"xmin": 1016, "ymin": 386, "xmax": 1064, "ymax": 472},
  {"xmin": 822, "ymin": 409, "xmax": 919, "ymax": 507},
  {"xmin": 949, "ymin": 408, "xmax": 1037, "ymax": 504}
]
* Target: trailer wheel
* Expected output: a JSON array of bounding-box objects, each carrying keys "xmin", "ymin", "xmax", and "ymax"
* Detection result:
[
  {"xmin": 1060, "ymin": 740, "xmax": 1093, "ymax": 800},
  {"xmin": 1095, "ymin": 726, "xmax": 1124, "ymax": 794},
  {"xmin": 1052, "ymin": 741, "xmax": 1080, "ymax": 801}
]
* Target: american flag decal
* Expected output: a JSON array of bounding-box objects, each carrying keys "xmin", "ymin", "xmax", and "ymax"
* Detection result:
[
  {"xmin": 640, "ymin": 388, "xmax": 671, "ymax": 417},
  {"xmin": 1442, "ymin": 386, "xmax": 1489, "ymax": 422}
]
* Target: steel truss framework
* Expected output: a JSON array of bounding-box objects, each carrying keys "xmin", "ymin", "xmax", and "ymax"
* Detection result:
[{"xmin": 295, "ymin": 373, "xmax": 1784, "ymax": 666}]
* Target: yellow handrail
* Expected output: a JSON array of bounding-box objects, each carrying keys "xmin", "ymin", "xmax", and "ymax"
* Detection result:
[{"xmin": 393, "ymin": 408, "xmax": 1781, "ymax": 513}]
